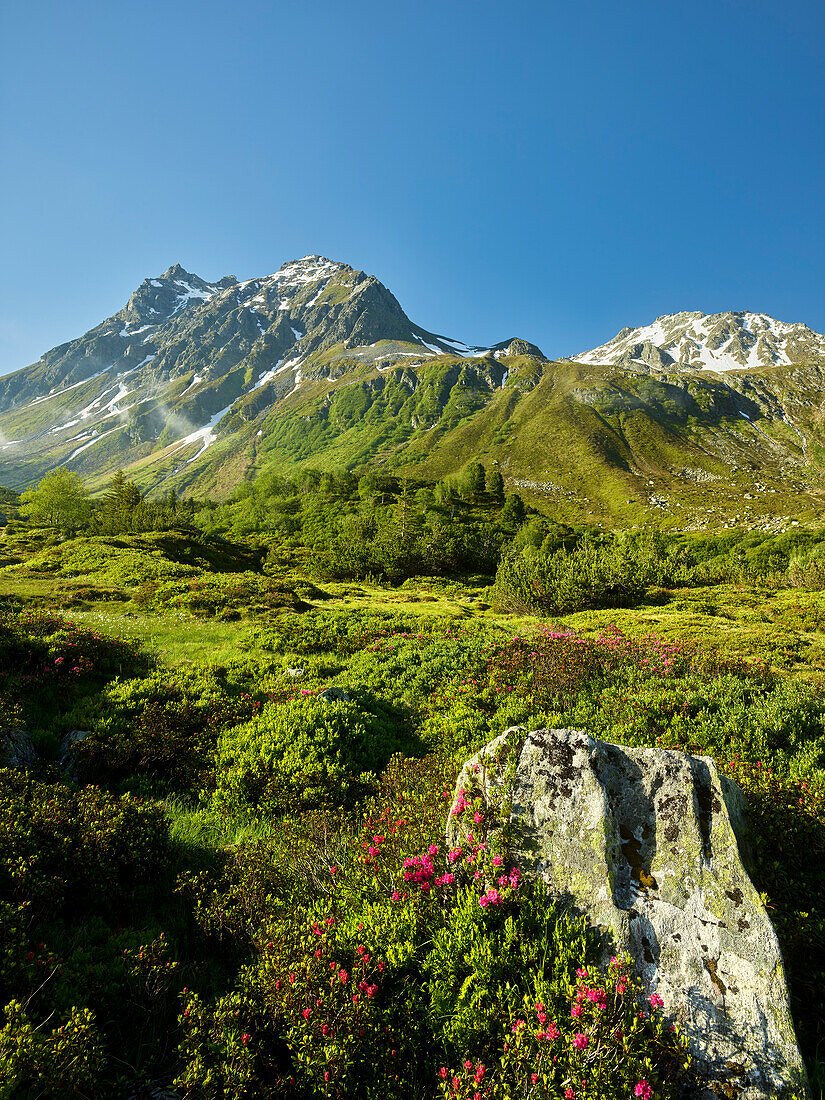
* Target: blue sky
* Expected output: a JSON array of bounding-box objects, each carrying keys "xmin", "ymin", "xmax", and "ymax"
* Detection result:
[{"xmin": 1, "ymin": 0, "xmax": 823, "ymax": 375}]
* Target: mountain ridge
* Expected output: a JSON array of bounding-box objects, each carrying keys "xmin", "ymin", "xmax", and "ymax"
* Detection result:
[
  {"xmin": 574, "ymin": 310, "xmax": 825, "ymax": 373},
  {"xmin": 2, "ymin": 257, "xmax": 825, "ymax": 531}
]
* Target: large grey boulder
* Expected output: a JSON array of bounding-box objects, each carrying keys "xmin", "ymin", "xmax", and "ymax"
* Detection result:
[
  {"xmin": 447, "ymin": 728, "xmax": 809, "ymax": 1099},
  {"xmin": 0, "ymin": 727, "xmax": 36, "ymax": 768}
]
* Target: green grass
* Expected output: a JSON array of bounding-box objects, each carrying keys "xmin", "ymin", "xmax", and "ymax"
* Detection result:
[
  {"xmin": 67, "ymin": 608, "xmax": 271, "ymax": 664},
  {"xmin": 164, "ymin": 796, "xmax": 274, "ymax": 864}
]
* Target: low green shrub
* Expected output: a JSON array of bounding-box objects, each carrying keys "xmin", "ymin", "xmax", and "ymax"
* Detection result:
[
  {"xmin": 0, "ymin": 770, "xmax": 169, "ymax": 923},
  {"xmin": 175, "ymin": 755, "xmax": 691, "ymax": 1099},
  {"xmin": 787, "ymin": 545, "xmax": 825, "ymax": 590},
  {"xmin": 66, "ymin": 665, "xmax": 262, "ymax": 790},
  {"xmin": 0, "ymin": 611, "xmax": 148, "ymax": 733},
  {"xmin": 723, "ymin": 758, "xmax": 825, "ymax": 1065},
  {"xmin": 0, "ymin": 999, "xmax": 104, "ymax": 1099},
  {"xmin": 214, "ymin": 695, "xmax": 413, "ymax": 815},
  {"xmin": 493, "ymin": 540, "xmax": 650, "ymax": 616}
]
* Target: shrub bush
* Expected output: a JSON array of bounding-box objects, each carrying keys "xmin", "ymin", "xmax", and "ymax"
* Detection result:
[
  {"xmin": 66, "ymin": 665, "xmax": 262, "ymax": 789},
  {"xmin": 214, "ymin": 695, "xmax": 413, "ymax": 815},
  {"xmin": 493, "ymin": 541, "xmax": 649, "ymax": 616},
  {"xmin": 0, "ymin": 769, "xmax": 169, "ymax": 923},
  {"xmin": 175, "ymin": 755, "xmax": 691, "ymax": 1099}
]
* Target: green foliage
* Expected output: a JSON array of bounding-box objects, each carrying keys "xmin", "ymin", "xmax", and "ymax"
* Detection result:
[
  {"xmin": 175, "ymin": 756, "xmax": 690, "ymax": 1099},
  {"xmin": 501, "ymin": 493, "xmax": 525, "ymax": 528},
  {"xmin": 722, "ymin": 759, "xmax": 825, "ymax": 1064},
  {"xmin": 0, "ymin": 610, "xmax": 148, "ymax": 735},
  {"xmin": 485, "ymin": 467, "xmax": 504, "ymax": 503},
  {"xmin": 91, "ymin": 470, "xmax": 195, "ymax": 535},
  {"xmin": 215, "ymin": 694, "xmax": 414, "ymax": 815},
  {"xmin": 19, "ymin": 468, "xmax": 91, "ymax": 532},
  {"xmin": 788, "ymin": 544, "xmax": 825, "ymax": 589},
  {"xmin": 66, "ymin": 664, "xmax": 262, "ymax": 789},
  {"xmin": 0, "ymin": 769, "xmax": 169, "ymax": 922},
  {"xmin": 494, "ymin": 537, "xmax": 649, "ymax": 615},
  {"xmin": 0, "ymin": 518, "xmax": 824, "ymax": 1092},
  {"xmin": 0, "ymin": 999, "xmax": 104, "ymax": 1099}
]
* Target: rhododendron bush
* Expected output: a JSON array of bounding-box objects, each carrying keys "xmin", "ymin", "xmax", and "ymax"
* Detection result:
[{"xmin": 174, "ymin": 755, "xmax": 690, "ymax": 1098}]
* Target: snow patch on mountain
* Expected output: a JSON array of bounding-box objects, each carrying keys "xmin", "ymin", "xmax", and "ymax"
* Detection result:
[
  {"xmin": 65, "ymin": 425, "xmax": 123, "ymax": 463},
  {"xmin": 173, "ymin": 403, "xmax": 235, "ymax": 463}
]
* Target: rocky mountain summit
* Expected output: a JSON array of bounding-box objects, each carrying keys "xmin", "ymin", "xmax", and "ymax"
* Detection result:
[
  {"xmin": 0, "ymin": 256, "xmax": 539, "ymax": 491},
  {"xmin": 574, "ymin": 311, "xmax": 825, "ymax": 373},
  {"xmin": 2, "ymin": 258, "xmax": 825, "ymax": 529},
  {"xmin": 0, "ymin": 255, "xmax": 526, "ymax": 416}
]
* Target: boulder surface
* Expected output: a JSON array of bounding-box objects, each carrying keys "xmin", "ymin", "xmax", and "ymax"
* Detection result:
[
  {"xmin": 447, "ymin": 728, "xmax": 809, "ymax": 1099},
  {"xmin": 0, "ymin": 727, "xmax": 36, "ymax": 768}
]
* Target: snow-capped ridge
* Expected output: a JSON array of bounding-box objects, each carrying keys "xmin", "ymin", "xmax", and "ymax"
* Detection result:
[{"xmin": 575, "ymin": 311, "xmax": 825, "ymax": 373}]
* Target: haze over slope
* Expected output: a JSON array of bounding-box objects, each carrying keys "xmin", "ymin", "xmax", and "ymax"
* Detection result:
[{"xmin": 2, "ymin": 256, "xmax": 825, "ymax": 530}]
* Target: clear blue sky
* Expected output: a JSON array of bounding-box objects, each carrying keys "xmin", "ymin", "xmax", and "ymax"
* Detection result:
[{"xmin": 1, "ymin": 0, "xmax": 823, "ymax": 375}]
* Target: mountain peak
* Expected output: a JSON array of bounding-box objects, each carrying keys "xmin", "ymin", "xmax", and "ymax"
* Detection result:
[
  {"xmin": 160, "ymin": 262, "xmax": 189, "ymax": 280},
  {"xmin": 575, "ymin": 310, "xmax": 825, "ymax": 373},
  {"xmin": 122, "ymin": 266, "xmax": 230, "ymax": 325}
]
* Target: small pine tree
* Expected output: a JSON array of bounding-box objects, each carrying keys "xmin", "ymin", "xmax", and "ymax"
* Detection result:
[
  {"xmin": 486, "ymin": 468, "xmax": 505, "ymax": 503},
  {"xmin": 502, "ymin": 493, "xmax": 526, "ymax": 527}
]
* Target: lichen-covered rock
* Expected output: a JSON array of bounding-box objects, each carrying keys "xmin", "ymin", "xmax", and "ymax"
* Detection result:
[
  {"xmin": 0, "ymin": 727, "xmax": 36, "ymax": 768},
  {"xmin": 318, "ymin": 687, "xmax": 349, "ymax": 703},
  {"xmin": 60, "ymin": 728, "xmax": 90, "ymax": 779},
  {"xmin": 447, "ymin": 728, "xmax": 809, "ymax": 1099}
]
